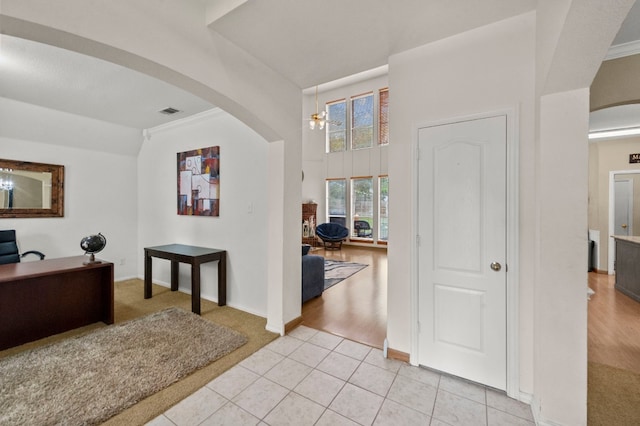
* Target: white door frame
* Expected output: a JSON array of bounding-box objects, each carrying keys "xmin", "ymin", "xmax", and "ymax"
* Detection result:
[
  {"xmin": 615, "ymin": 179, "xmax": 634, "ymax": 236},
  {"xmin": 410, "ymin": 108, "xmax": 520, "ymax": 398},
  {"xmin": 608, "ymin": 170, "xmax": 640, "ymax": 274}
]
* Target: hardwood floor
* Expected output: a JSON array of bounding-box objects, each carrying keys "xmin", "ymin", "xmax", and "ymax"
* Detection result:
[
  {"xmin": 301, "ymin": 254, "xmax": 640, "ymax": 372},
  {"xmin": 588, "ymin": 272, "xmax": 640, "ymax": 374},
  {"xmin": 301, "ymin": 245, "xmax": 387, "ymax": 349}
]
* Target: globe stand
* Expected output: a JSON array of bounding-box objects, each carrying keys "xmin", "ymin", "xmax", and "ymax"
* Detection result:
[{"xmin": 83, "ymin": 253, "xmax": 102, "ymax": 265}]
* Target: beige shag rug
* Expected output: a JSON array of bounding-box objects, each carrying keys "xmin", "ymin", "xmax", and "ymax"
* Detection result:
[
  {"xmin": 0, "ymin": 307, "xmax": 247, "ymax": 425},
  {"xmin": 588, "ymin": 362, "xmax": 640, "ymax": 425}
]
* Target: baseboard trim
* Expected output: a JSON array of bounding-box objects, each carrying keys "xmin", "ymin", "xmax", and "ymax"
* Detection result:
[
  {"xmin": 387, "ymin": 347, "xmax": 410, "ymax": 363},
  {"xmin": 284, "ymin": 316, "xmax": 304, "ymax": 334},
  {"xmin": 529, "ymin": 396, "xmax": 567, "ymax": 426}
]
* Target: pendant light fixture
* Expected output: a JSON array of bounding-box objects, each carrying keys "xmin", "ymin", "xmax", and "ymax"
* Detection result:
[{"xmin": 309, "ymin": 86, "xmax": 326, "ymax": 130}]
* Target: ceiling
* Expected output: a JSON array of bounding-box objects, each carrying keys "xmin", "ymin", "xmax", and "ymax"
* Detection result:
[
  {"xmin": 590, "ymin": 1, "xmax": 640, "ymax": 135},
  {"xmin": 612, "ymin": 0, "xmax": 640, "ymax": 46},
  {"xmin": 0, "ymin": 1, "xmax": 638, "ymax": 131},
  {"xmin": 0, "ymin": 34, "xmax": 215, "ymax": 129},
  {"xmin": 210, "ymin": 0, "xmax": 536, "ymax": 89}
]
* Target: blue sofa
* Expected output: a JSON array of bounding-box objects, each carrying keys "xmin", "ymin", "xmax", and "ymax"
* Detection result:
[{"xmin": 302, "ymin": 244, "xmax": 324, "ymax": 303}]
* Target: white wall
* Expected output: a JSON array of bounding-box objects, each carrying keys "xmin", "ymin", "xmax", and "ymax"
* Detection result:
[
  {"xmin": 1, "ymin": 97, "xmax": 273, "ymax": 318},
  {"xmin": 534, "ymin": 88, "xmax": 589, "ymax": 426},
  {"xmin": 388, "ymin": 11, "xmax": 536, "ymax": 395},
  {"xmin": 137, "ymin": 109, "xmax": 269, "ymax": 317},
  {"xmin": 0, "ymin": 98, "xmax": 139, "ymax": 279}
]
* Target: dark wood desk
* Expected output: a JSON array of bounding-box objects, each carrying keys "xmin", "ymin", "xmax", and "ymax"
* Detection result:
[
  {"xmin": 144, "ymin": 244, "xmax": 227, "ymax": 314},
  {"xmin": 0, "ymin": 256, "xmax": 114, "ymax": 350}
]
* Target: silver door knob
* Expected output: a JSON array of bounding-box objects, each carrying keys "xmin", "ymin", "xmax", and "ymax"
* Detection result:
[{"xmin": 490, "ymin": 262, "xmax": 502, "ymax": 272}]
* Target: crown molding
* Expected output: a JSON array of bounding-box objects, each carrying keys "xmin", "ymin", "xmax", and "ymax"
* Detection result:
[
  {"xmin": 144, "ymin": 107, "xmax": 225, "ymax": 140},
  {"xmin": 588, "ymin": 126, "xmax": 640, "ymax": 140},
  {"xmin": 303, "ymin": 65, "xmax": 389, "ymax": 95},
  {"xmin": 605, "ymin": 40, "xmax": 640, "ymax": 60}
]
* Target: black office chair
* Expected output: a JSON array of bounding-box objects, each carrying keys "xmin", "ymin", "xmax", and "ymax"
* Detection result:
[{"xmin": 0, "ymin": 230, "xmax": 45, "ymax": 265}]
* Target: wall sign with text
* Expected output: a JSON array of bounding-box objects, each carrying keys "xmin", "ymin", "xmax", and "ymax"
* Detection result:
[{"xmin": 630, "ymin": 153, "xmax": 640, "ymax": 164}]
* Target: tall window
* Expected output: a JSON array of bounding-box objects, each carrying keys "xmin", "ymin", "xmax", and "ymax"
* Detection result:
[
  {"xmin": 379, "ymin": 88, "xmax": 389, "ymax": 146},
  {"xmin": 379, "ymin": 175, "xmax": 389, "ymax": 242},
  {"xmin": 326, "ymin": 179, "xmax": 346, "ymax": 227},
  {"xmin": 351, "ymin": 93, "xmax": 374, "ymax": 150},
  {"xmin": 327, "ymin": 100, "xmax": 346, "ymax": 152},
  {"xmin": 323, "ymin": 87, "xmax": 389, "ymax": 246},
  {"xmin": 351, "ymin": 177, "xmax": 373, "ymax": 239}
]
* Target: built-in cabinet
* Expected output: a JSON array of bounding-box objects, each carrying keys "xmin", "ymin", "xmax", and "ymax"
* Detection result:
[{"xmin": 614, "ymin": 236, "xmax": 640, "ymax": 303}]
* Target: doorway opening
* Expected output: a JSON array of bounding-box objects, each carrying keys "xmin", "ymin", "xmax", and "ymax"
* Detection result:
[
  {"xmin": 607, "ymin": 170, "xmax": 640, "ymax": 273},
  {"xmin": 301, "ymin": 245, "xmax": 387, "ymax": 349}
]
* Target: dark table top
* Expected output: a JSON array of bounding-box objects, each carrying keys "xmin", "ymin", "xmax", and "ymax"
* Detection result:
[
  {"xmin": 0, "ymin": 256, "xmax": 112, "ymax": 282},
  {"xmin": 144, "ymin": 244, "xmax": 225, "ymax": 257}
]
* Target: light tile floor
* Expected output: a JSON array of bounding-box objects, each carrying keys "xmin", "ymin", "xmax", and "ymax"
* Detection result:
[{"xmin": 147, "ymin": 326, "xmax": 534, "ymax": 426}]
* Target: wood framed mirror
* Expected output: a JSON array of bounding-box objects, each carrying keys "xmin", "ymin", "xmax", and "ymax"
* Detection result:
[{"xmin": 0, "ymin": 159, "xmax": 64, "ymax": 218}]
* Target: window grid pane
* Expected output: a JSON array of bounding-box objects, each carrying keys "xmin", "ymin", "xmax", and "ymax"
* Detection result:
[
  {"xmin": 327, "ymin": 179, "xmax": 347, "ymax": 227},
  {"xmin": 351, "ymin": 94, "xmax": 374, "ymax": 150},
  {"xmin": 351, "ymin": 177, "xmax": 373, "ymax": 239},
  {"xmin": 327, "ymin": 100, "xmax": 346, "ymax": 153}
]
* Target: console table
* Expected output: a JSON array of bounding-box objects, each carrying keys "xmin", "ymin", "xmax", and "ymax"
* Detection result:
[
  {"xmin": 144, "ymin": 244, "xmax": 227, "ymax": 315},
  {"xmin": 0, "ymin": 256, "xmax": 114, "ymax": 350}
]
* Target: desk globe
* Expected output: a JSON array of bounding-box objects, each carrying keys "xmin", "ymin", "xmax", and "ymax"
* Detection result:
[{"xmin": 81, "ymin": 233, "xmax": 106, "ymax": 265}]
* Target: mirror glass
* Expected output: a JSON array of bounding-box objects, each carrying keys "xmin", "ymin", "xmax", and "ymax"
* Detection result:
[{"xmin": 0, "ymin": 159, "xmax": 64, "ymax": 218}]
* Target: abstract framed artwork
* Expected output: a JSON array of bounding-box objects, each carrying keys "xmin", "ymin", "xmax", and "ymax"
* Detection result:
[{"xmin": 177, "ymin": 146, "xmax": 220, "ymax": 216}]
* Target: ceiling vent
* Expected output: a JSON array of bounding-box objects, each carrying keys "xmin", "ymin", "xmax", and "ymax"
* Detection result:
[{"xmin": 158, "ymin": 107, "xmax": 181, "ymax": 115}]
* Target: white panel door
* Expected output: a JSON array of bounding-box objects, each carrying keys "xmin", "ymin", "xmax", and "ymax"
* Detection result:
[
  {"xmin": 418, "ymin": 115, "xmax": 507, "ymax": 390},
  {"xmin": 614, "ymin": 179, "xmax": 633, "ymax": 236}
]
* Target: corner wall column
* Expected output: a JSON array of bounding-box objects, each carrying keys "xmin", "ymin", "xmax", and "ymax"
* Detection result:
[{"xmin": 533, "ymin": 88, "xmax": 589, "ymax": 425}]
